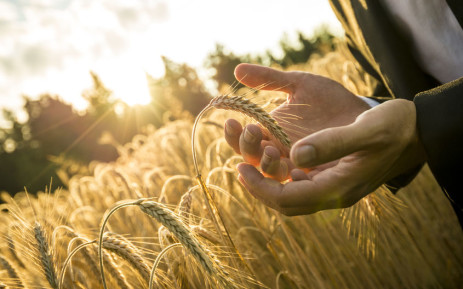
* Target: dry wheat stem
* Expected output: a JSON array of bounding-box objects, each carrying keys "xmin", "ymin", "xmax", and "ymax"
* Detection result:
[
  {"xmin": 59, "ymin": 240, "xmax": 96, "ymax": 289},
  {"xmin": 98, "ymin": 199, "xmax": 147, "ymax": 289},
  {"xmin": 34, "ymin": 221, "xmax": 59, "ymax": 289},
  {"xmin": 149, "ymin": 243, "xmax": 182, "ymax": 289},
  {"xmin": 191, "ymin": 97, "xmax": 263, "ymax": 284},
  {"xmin": 67, "ymin": 235, "xmax": 103, "ymax": 285}
]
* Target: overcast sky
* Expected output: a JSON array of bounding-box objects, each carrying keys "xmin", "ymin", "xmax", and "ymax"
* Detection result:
[{"xmin": 0, "ymin": 0, "xmax": 341, "ymax": 122}]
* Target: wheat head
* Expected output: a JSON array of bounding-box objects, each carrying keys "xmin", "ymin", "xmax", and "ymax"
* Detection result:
[{"xmin": 210, "ymin": 95, "xmax": 291, "ymax": 149}]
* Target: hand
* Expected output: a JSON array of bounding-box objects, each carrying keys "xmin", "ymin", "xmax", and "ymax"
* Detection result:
[
  {"xmin": 225, "ymin": 64, "xmax": 427, "ymax": 215},
  {"xmin": 225, "ymin": 63, "xmax": 371, "ymax": 180}
]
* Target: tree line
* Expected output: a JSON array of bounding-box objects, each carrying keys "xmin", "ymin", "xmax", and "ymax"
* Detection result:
[{"xmin": 0, "ymin": 27, "xmax": 336, "ymax": 195}]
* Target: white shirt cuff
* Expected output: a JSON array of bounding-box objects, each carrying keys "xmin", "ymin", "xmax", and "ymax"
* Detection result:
[{"xmin": 358, "ymin": 96, "xmax": 380, "ymax": 108}]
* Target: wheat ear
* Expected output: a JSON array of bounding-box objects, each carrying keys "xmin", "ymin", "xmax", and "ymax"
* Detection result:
[
  {"xmin": 138, "ymin": 201, "xmax": 216, "ymax": 274},
  {"xmin": 0, "ymin": 255, "xmax": 24, "ymax": 288},
  {"xmin": 6, "ymin": 233, "xmax": 25, "ymax": 269},
  {"xmin": 210, "ymin": 95, "xmax": 291, "ymax": 148},
  {"xmin": 34, "ymin": 221, "xmax": 59, "ymax": 289},
  {"xmin": 177, "ymin": 188, "xmax": 193, "ymax": 224},
  {"xmin": 191, "ymin": 225, "xmax": 221, "ymax": 245},
  {"xmin": 102, "ymin": 234, "xmax": 151, "ymax": 282},
  {"xmin": 98, "ymin": 199, "xmax": 146, "ymax": 289},
  {"xmin": 150, "ymin": 243, "xmax": 182, "ymax": 289},
  {"xmin": 99, "ymin": 247, "xmax": 132, "ymax": 289}
]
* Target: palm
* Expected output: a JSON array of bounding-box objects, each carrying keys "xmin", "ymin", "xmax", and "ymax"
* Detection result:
[
  {"xmin": 229, "ymin": 64, "xmax": 370, "ymax": 181},
  {"xmin": 270, "ymin": 73, "xmax": 369, "ymax": 151}
]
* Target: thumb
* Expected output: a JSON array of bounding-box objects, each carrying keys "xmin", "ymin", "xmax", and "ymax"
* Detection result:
[
  {"xmin": 290, "ymin": 122, "xmax": 370, "ymax": 168},
  {"xmin": 234, "ymin": 63, "xmax": 304, "ymax": 94}
]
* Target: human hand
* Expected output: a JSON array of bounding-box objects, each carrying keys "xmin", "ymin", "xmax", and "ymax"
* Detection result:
[
  {"xmin": 225, "ymin": 63, "xmax": 370, "ymax": 181},
  {"xmin": 225, "ymin": 64, "xmax": 427, "ymax": 215}
]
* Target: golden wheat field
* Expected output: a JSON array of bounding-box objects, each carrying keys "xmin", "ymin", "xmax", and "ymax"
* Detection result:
[{"xmin": 1, "ymin": 44, "xmax": 462, "ymax": 289}]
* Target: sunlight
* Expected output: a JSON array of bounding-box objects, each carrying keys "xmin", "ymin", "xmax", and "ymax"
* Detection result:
[
  {"xmin": 97, "ymin": 54, "xmax": 165, "ymax": 107},
  {"xmin": 111, "ymin": 72, "xmax": 152, "ymax": 106}
]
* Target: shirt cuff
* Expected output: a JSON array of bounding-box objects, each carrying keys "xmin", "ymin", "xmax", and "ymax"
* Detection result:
[{"xmin": 358, "ymin": 96, "xmax": 380, "ymax": 107}]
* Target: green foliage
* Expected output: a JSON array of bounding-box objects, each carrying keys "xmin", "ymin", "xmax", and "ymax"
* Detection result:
[
  {"xmin": 270, "ymin": 26, "xmax": 337, "ymax": 68},
  {"xmin": 205, "ymin": 26, "xmax": 337, "ymax": 90},
  {"xmin": 204, "ymin": 44, "xmax": 251, "ymax": 91},
  {"xmin": 150, "ymin": 56, "xmax": 211, "ymax": 118}
]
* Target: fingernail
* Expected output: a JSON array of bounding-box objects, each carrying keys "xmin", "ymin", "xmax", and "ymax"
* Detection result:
[
  {"xmin": 225, "ymin": 122, "xmax": 237, "ymax": 136},
  {"xmin": 262, "ymin": 151, "xmax": 272, "ymax": 166},
  {"xmin": 243, "ymin": 127, "xmax": 256, "ymax": 143},
  {"xmin": 294, "ymin": 145, "xmax": 316, "ymax": 166}
]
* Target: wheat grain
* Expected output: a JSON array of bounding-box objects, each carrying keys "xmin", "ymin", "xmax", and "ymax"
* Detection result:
[
  {"xmin": 139, "ymin": 201, "xmax": 237, "ymax": 288},
  {"xmin": 34, "ymin": 221, "xmax": 59, "ymax": 289},
  {"xmin": 177, "ymin": 188, "xmax": 193, "ymax": 224},
  {"xmin": 138, "ymin": 201, "xmax": 216, "ymax": 275},
  {"xmin": 191, "ymin": 225, "xmax": 221, "ymax": 245},
  {"xmin": 100, "ymin": 247, "xmax": 132, "ymax": 289},
  {"xmin": 209, "ymin": 95, "xmax": 291, "ymax": 149},
  {"xmin": 102, "ymin": 234, "xmax": 151, "ymax": 282}
]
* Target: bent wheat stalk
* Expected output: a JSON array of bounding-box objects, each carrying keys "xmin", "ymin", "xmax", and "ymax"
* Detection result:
[
  {"xmin": 150, "ymin": 243, "xmax": 182, "ymax": 289},
  {"xmin": 191, "ymin": 94, "xmax": 285, "ymax": 280}
]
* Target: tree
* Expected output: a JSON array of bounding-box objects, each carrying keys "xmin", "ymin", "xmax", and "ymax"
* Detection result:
[{"xmin": 149, "ymin": 56, "xmax": 211, "ymax": 118}]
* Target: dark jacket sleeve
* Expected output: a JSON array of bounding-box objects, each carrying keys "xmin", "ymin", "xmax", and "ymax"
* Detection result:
[
  {"xmin": 414, "ymin": 77, "xmax": 463, "ymax": 206},
  {"xmin": 345, "ymin": 38, "xmax": 422, "ymax": 192}
]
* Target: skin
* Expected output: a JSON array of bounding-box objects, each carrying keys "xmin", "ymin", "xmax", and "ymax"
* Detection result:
[{"xmin": 225, "ymin": 63, "xmax": 427, "ymax": 216}]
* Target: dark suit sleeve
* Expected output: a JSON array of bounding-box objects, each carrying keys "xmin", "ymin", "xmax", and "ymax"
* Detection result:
[{"xmin": 414, "ymin": 77, "xmax": 463, "ymax": 206}]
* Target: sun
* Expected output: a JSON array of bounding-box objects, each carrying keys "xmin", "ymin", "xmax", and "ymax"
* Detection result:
[
  {"xmin": 112, "ymin": 72, "xmax": 152, "ymax": 107},
  {"xmin": 99, "ymin": 55, "xmax": 165, "ymax": 107}
]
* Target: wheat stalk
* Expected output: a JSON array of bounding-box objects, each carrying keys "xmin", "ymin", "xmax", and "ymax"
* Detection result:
[{"xmin": 34, "ymin": 221, "xmax": 59, "ymax": 289}]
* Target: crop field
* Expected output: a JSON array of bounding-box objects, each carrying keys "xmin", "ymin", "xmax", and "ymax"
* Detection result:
[{"xmin": 0, "ymin": 45, "xmax": 462, "ymax": 288}]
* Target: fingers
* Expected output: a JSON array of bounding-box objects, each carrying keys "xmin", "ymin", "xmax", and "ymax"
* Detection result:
[
  {"xmin": 225, "ymin": 120, "xmax": 288, "ymax": 179},
  {"xmin": 239, "ymin": 124, "xmax": 264, "ymax": 166},
  {"xmin": 290, "ymin": 169, "xmax": 309, "ymax": 181},
  {"xmin": 290, "ymin": 121, "xmax": 371, "ymax": 168},
  {"xmin": 237, "ymin": 163, "xmax": 338, "ymax": 215},
  {"xmin": 260, "ymin": 146, "xmax": 292, "ymax": 181},
  {"xmin": 234, "ymin": 63, "xmax": 304, "ymax": 94},
  {"xmin": 224, "ymin": 119, "xmax": 242, "ymax": 154}
]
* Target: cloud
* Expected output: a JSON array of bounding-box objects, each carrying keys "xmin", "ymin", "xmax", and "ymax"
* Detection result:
[
  {"xmin": 0, "ymin": 1, "xmax": 19, "ymax": 22},
  {"xmin": 0, "ymin": 0, "xmax": 169, "ymax": 112}
]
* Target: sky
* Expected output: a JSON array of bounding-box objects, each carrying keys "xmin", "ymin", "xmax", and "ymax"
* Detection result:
[{"xmin": 0, "ymin": 0, "xmax": 342, "ymax": 123}]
